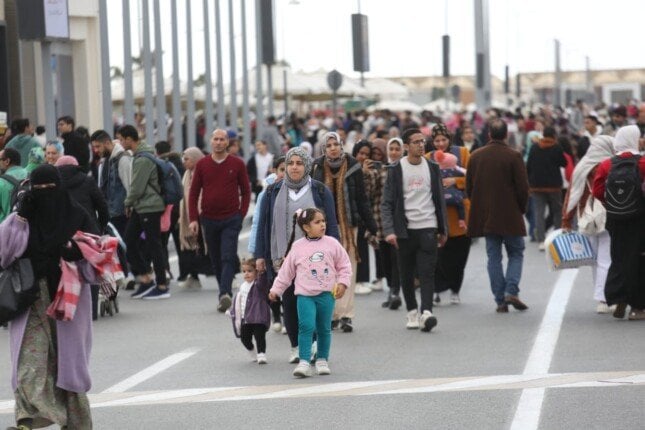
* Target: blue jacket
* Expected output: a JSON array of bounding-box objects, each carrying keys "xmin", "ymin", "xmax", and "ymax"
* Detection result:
[{"xmin": 254, "ymin": 178, "xmax": 339, "ymax": 278}]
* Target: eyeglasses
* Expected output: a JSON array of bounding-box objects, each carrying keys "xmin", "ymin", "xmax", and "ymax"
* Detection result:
[{"xmin": 409, "ymin": 139, "xmax": 426, "ymax": 145}]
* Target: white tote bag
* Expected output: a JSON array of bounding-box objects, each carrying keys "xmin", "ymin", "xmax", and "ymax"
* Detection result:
[{"xmin": 577, "ymin": 183, "xmax": 606, "ymax": 236}]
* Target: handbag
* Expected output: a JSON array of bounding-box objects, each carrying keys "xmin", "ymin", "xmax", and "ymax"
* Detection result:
[
  {"xmin": 0, "ymin": 258, "xmax": 39, "ymax": 324},
  {"xmin": 577, "ymin": 182, "xmax": 606, "ymax": 235},
  {"xmin": 545, "ymin": 229, "xmax": 596, "ymax": 271}
]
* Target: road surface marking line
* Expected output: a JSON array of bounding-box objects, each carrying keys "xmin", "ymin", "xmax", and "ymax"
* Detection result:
[
  {"xmin": 102, "ymin": 348, "xmax": 201, "ymax": 394},
  {"xmin": 1, "ymin": 370, "xmax": 644, "ymax": 413},
  {"xmin": 510, "ymin": 269, "xmax": 579, "ymax": 430}
]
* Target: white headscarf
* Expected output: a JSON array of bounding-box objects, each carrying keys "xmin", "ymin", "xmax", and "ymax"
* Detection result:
[
  {"xmin": 566, "ymin": 135, "xmax": 615, "ymax": 213},
  {"xmin": 387, "ymin": 137, "xmax": 403, "ymax": 164},
  {"xmin": 613, "ymin": 125, "xmax": 640, "ymax": 155}
]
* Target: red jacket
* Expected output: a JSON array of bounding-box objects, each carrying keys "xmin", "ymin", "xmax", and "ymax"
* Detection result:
[{"xmin": 592, "ymin": 153, "xmax": 645, "ymax": 203}]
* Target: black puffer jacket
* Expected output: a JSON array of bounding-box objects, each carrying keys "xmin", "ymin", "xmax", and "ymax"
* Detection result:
[
  {"xmin": 58, "ymin": 164, "xmax": 109, "ymax": 232},
  {"xmin": 311, "ymin": 155, "xmax": 377, "ymax": 234}
]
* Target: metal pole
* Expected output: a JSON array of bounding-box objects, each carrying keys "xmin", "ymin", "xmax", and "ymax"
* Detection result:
[
  {"xmin": 99, "ymin": 0, "xmax": 113, "ymax": 132},
  {"xmin": 186, "ymin": 0, "xmax": 196, "ymax": 147},
  {"xmin": 283, "ymin": 68, "xmax": 288, "ymax": 117},
  {"xmin": 153, "ymin": 0, "xmax": 167, "ymax": 140},
  {"xmin": 241, "ymin": 0, "xmax": 251, "ymax": 156},
  {"xmin": 122, "ymin": 0, "xmax": 134, "ymax": 125},
  {"xmin": 41, "ymin": 42, "xmax": 56, "ymax": 141},
  {"xmin": 142, "ymin": 0, "xmax": 154, "ymax": 143},
  {"xmin": 214, "ymin": 0, "xmax": 226, "ymax": 128},
  {"xmin": 482, "ymin": 0, "xmax": 491, "ymax": 108},
  {"xmin": 255, "ymin": 0, "xmax": 264, "ymax": 139},
  {"xmin": 332, "ymin": 89, "xmax": 338, "ymax": 121},
  {"xmin": 474, "ymin": 0, "xmax": 491, "ymax": 111},
  {"xmin": 554, "ymin": 39, "xmax": 562, "ymax": 107},
  {"xmin": 171, "ymin": 0, "xmax": 182, "ymax": 150},
  {"xmin": 229, "ymin": 0, "xmax": 238, "ymax": 132},
  {"xmin": 267, "ymin": 65, "xmax": 274, "ymax": 117},
  {"xmin": 585, "ymin": 56, "xmax": 594, "ymax": 105},
  {"xmin": 203, "ymin": 0, "xmax": 214, "ymax": 137}
]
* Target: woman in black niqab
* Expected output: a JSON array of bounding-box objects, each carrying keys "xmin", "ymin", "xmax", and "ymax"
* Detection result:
[{"xmin": 18, "ymin": 164, "xmax": 95, "ymax": 299}]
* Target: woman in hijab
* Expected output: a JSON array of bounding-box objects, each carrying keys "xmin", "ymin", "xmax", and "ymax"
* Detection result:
[
  {"xmin": 311, "ymin": 132, "xmax": 378, "ymax": 333},
  {"xmin": 351, "ymin": 140, "xmax": 378, "ymax": 296},
  {"xmin": 562, "ymin": 136, "xmax": 614, "ymax": 313},
  {"xmin": 425, "ymin": 123, "xmax": 472, "ymax": 305},
  {"xmin": 178, "ymin": 147, "xmax": 206, "ymax": 288},
  {"xmin": 592, "ymin": 126, "xmax": 645, "ymax": 321},
  {"xmin": 24, "ymin": 146, "xmax": 45, "ymax": 175},
  {"xmin": 8, "ymin": 164, "xmax": 96, "ymax": 430},
  {"xmin": 255, "ymin": 147, "xmax": 339, "ymax": 363}
]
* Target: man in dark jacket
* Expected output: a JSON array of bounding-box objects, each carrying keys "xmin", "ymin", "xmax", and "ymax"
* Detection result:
[
  {"xmin": 57, "ymin": 116, "xmax": 91, "ymax": 173},
  {"xmin": 467, "ymin": 119, "xmax": 530, "ymax": 313},
  {"xmin": 526, "ymin": 126, "xmax": 567, "ymax": 249},
  {"xmin": 381, "ymin": 128, "xmax": 448, "ymax": 332}
]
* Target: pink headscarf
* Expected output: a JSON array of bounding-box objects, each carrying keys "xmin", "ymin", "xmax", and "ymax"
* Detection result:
[{"xmin": 55, "ymin": 155, "xmax": 79, "ymax": 167}]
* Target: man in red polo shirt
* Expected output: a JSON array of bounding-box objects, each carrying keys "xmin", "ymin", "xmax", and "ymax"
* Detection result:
[
  {"xmin": 189, "ymin": 129, "xmax": 251, "ymax": 312},
  {"xmin": 593, "ymin": 125, "xmax": 645, "ymax": 321}
]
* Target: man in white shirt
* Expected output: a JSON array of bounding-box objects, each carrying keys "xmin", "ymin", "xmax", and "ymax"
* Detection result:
[{"xmin": 381, "ymin": 128, "xmax": 448, "ymax": 332}]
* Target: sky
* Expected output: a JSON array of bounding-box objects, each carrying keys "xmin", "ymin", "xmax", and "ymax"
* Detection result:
[{"xmin": 106, "ymin": 0, "xmax": 645, "ymax": 84}]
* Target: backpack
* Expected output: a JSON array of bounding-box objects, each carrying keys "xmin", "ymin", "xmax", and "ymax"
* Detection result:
[
  {"xmin": 135, "ymin": 152, "xmax": 183, "ymax": 205},
  {"xmin": 604, "ymin": 155, "xmax": 645, "ymax": 220},
  {"xmin": 0, "ymin": 175, "xmax": 28, "ymax": 213}
]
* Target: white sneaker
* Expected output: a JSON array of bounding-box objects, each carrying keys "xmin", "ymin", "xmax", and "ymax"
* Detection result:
[
  {"xmin": 596, "ymin": 302, "xmax": 611, "ymax": 314},
  {"xmin": 272, "ymin": 322, "xmax": 283, "ymax": 332},
  {"xmin": 289, "ymin": 347, "xmax": 299, "ymax": 364},
  {"xmin": 190, "ymin": 277, "xmax": 202, "ymax": 289},
  {"xmin": 179, "ymin": 276, "xmax": 192, "ymax": 288},
  {"xmin": 257, "ymin": 353, "xmax": 267, "ymax": 364},
  {"xmin": 355, "ymin": 283, "xmax": 372, "ymax": 295},
  {"xmin": 419, "ymin": 310, "xmax": 438, "ymax": 332},
  {"xmin": 281, "ymin": 326, "xmax": 288, "ymax": 335},
  {"xmin": 247, "ymin": 349, "xmax": 256, "ymax": 362},
  {"xmin": 406, "ymin": 310, "xmax": 420, "ymax": 329},
  {"xmin": 450, "ymin": 293, "xmax": 461, "ymax": 305},
  {"xmin": 293, "ymin": 361, "xmax": 312, "ymax": 378},
  {"xmin": 370, "ymin": 279, "xmax": 384, "ymax": 291},
  {"xmin": 538, "ymin": 242, "xmax": 545, "ymax": 251},
  {"xmin": 315, "ymin": 359, "xmax": 331, "ymax": 375}
]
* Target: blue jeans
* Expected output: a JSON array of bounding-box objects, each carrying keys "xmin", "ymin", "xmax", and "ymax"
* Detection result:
[
  {"xmin": 297, "ymin": 292, "xmax": 335, "ymax": 361},
  {"xmin": 201, "ymin": 214, "xmax": 242, "ymax": 298},
  {"xmin": 485, "ymin": 235, "xmax": 525, "ymax": 305}
]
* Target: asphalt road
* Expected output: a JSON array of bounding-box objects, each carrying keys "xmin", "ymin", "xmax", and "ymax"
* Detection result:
[{"xmin": 0, "ymin": 225, "xmax": 643, "ymax": 429}]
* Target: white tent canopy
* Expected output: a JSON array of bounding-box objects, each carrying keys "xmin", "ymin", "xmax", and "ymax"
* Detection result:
[{"xmin": 367, "ymin": 99, "xmax": 422, "ymax": 113}]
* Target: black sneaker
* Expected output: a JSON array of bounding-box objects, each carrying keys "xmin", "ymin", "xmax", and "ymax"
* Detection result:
[
  {"xmin": 331, "ymin": 320, "xmax": 339, "ymax": 330},
  {"xmin": 433, "ymin": 293, "xmax": 441, "ymax": 305},
  {"xmin": 382, "ymin": 297, "xmax": 392, "ymax": 308},
  {"xmin": 340, "ymin": 317, "xmax": 353, "ymax": 333},
  {"xmin": 389, "ymin": 295, "xmax": 402, "ymax": 310},
  {"xmin": 130, "ymin": 281, "xmax": 156, "ymax": 299}
]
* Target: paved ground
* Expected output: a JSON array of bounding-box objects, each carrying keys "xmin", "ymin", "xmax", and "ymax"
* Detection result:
[{"xmin": 0, "ymin": 228, "xmax": 643, "ymax": 429}]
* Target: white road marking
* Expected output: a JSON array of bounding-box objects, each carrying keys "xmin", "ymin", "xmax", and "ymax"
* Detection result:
[
  {"xmin": 1, "ymin": 369, "xmax": 642, "ymax": 414},
  {"xmin": 102, "ymin": 348, "xmax": 201, "ymax": 394},
  {"xmin": 510, "ymin": 269, "xmax": 579, "ymax": 430}
]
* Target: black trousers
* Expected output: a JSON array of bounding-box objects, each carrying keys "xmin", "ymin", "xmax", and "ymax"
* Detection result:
[
  {"xmin": 435, "ymin": 235, "xmax": 471, "ymax": 294},
  {"xmin": 397, "ymin": 228, "xmax": 438, "ymax": 312},
  {"xmin": 605, "ymin": 218, "xmax": 645, "ymax": 309},
  {"xmin": 125, "ymin": 210, "xmax": 167, "ymax": 285},
  {"xmin": 282, "ymin": 284, "xmax": 299, "ymax": 348},
  {"xmin": 356, "ymin": 225, "xmax": 370, "ymax": 283},
  {"xmin": 379, "ymin": 240, "xmax": 400, "ymax": 296},
  {"xmin": 240, "ymin": 323, "xmax": 267, "ymax": 353}
]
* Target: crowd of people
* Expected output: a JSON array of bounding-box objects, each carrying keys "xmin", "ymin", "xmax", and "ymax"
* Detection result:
[{"xmin": 1, "ymin": 99, "xmax": 644, "ymax": 428}]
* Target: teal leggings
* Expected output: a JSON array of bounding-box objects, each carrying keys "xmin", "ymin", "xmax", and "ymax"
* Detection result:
[{"xmin": 297, "ymin": 292, "xmax": 335, "ymax": 361}]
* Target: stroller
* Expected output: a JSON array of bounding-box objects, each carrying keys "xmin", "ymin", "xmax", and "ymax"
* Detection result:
[{"xmin": 98, "ymin": 222, "xmax": 128, "ymax": 317}]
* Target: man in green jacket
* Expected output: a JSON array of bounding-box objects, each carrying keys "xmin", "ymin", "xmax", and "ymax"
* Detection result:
[
  {"xmin": 5, "ymin": 118, "xmax": 41, "ymax": 167},
  {"xmin": 119, "ymin": 125, "xmax": 169, "ymax": 300},
  {"xmin": 0, "ymin": 148, "xmax": 27, "ymax": 222}
]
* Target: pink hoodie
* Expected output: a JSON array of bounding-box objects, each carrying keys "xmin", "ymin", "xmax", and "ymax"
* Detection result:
[{"xmin": 270, "ymin": 236, "xmax": 352, "ymax": 297}]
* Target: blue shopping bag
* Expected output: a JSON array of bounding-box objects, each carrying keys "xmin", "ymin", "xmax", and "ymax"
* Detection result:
[{"xmin": 545, "ymin": 229, "xmax": 596, "ymax": 271}]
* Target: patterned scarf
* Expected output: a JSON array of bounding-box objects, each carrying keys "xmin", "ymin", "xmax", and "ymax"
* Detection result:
[{"xmin": 323, "ymin": 158, "xmax": 359, "ymax": 261}]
